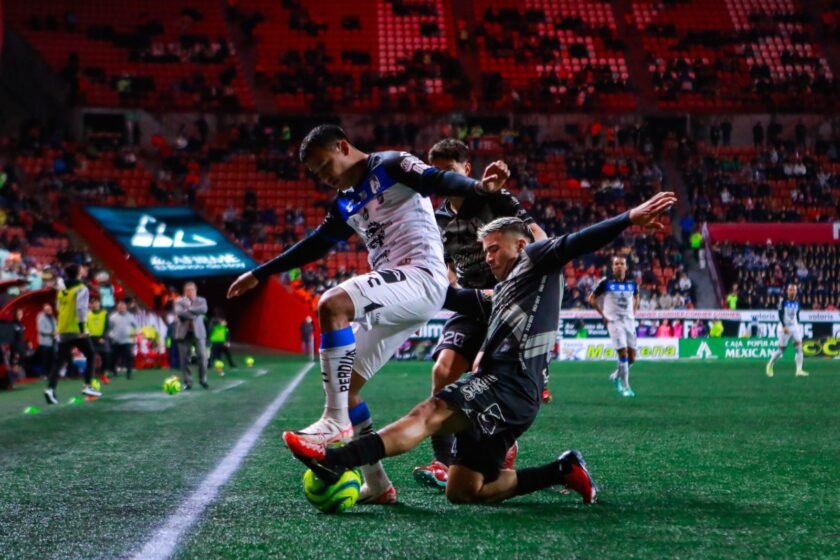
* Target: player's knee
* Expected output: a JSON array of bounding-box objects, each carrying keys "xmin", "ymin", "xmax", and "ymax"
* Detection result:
[
  {"xmin": 445, "ymin": 485, "xmax": 478, "ymax": 504},
  {"xmin": 317, "ymin": 288, "xmax": 353, "ymax": 321}
]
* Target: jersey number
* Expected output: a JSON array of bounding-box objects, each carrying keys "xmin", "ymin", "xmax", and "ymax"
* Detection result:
[
  {"xmin": 441, "ymin": 331, "xmax": 465, "ymax": 348},
  {"xmin": 367, "ymin": 269, "xmax": 407, "ymax": 288}
]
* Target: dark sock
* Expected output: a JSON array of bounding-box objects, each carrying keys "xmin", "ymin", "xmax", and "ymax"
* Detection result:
[
  {"xmin": 431, "ymin": 434, "xmax": 456, "ymax": 466},
  {"xmin": 325, "ymin": 433, "xmax": 385, "ymax": 470},
  {"xmin": 515, "ymin": 461, "xmax": 563, "ymax": 496}
]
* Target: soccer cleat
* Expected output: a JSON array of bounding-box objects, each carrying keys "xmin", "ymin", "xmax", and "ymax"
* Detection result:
[
  {"xmin": 765, "ymin": 363, "xmax": 774, "ymax": 377},
  {"xmin": 200, "ymin": 381, "xmax": 209, "ymax": 389},
  {"xmin": 82, "ymin": 385, "xmax": 102, "ymax": 398},
  {"xmin": 100, "ymin": 374, "xmax": 110, "ymax": 385},
  {"xmin": 358, "ymin": 483, "xmax": 398, "ymax": 505},
  {"xmin": 44, "ymin": 388, "xmax": 59, "ymax": 405},
  {"xmin": 557, "ymin": 450, "xmax": 597, "ymax": 504},
  {"xmin": 413, "ymin": 460, "xmax": 448, "ymax": 490},
  {"xmin": 795, "ymin": 369, "xmax": 809, "ymax": 377},
  {"xmin": 282, "ymin": 431, "xmax": 342, "ymax": 485},
  {"xmin": 503, "ymin": 441, "xmax": 519, "ymax": 470},
  {"xmin": 542, "ymin": 388, "xmax": 553, "ymax": 403},
  {"xmin": 293, "ymin": 417, "xmax": 353, "ymax": 447},
  {"xmin": 621, "ymin": 387, "xmax": 636, "ymax": 398}
]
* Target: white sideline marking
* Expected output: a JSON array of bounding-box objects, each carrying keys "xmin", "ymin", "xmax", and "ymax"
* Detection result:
[
  {"xmin": 130, "ymin": 362, "xmax": 315, "ymax": 560},
  {"xmin": 253, "ymin": 368, "xmax": 269, "ymax": 377},
  {"xmin": 213, "ymin": 380, "xmax": 245, "ymax": 393}
]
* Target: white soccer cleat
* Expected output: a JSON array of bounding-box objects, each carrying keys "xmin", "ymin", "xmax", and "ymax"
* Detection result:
[
  {"xmin": 44, "ymin": 388, "xmax": 59, "ymax": 405},
  {"xmin": 292, "ymin": 416, "xmax": 353, "ymax": 446},
  {"xmin": 82, "ymin": 385, "xmax": 102, "ymax": 397},
  {"xmin": 795, "ymin": 369, "xmax": 809, "ymax": 377},
  {"xmin": 765, "ymin": 363, "xmax": 774, "ymax": 377},
  {"xmin": 358, "ymin": 483, "xmax": 398, "ymax": 505}
]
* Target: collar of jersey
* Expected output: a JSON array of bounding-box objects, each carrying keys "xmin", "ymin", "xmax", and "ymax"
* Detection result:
[{"xmin": 336, "ymin": 162, "xmax": 397, "ymax": 220}]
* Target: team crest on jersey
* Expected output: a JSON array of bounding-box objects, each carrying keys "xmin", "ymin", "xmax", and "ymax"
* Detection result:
[
  {"xmin": 369, "ymin": 175, "xmax": 381, "ymax": 194},
  {"xmin": 400, "ymin": 154, "xmax": 431, "ymax": 175}
]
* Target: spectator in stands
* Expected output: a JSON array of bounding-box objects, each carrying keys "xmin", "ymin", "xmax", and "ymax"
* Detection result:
[
  {"xmin": 726, "ymin": 284, "xmax": 739, "ymax": 310},
  {"xmin": 656, "ymin": 319, "xmax": 673, "ymax": 338},
  {"xmin": 672, "ymin": 320, "xmax": 684, "ymax": 339}
]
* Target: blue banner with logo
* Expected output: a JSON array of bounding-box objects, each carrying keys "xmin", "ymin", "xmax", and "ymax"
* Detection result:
[{"xmin": 86, "ymin": 206, "xmax": 256, "ymax": 279}]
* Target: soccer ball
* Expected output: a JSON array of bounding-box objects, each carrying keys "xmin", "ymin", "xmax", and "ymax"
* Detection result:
[
  {"xmin": 163, "ymin": 376, "xmax": 182, "ymax": 395},
  {"xmin": 245, "ymin": 356, "xmax": 255, "ymax": 367},
  {"xmin": 303, "ymin": 468, "xmax": 362, "ymax": 514},
  {"xmin": 213, "ymin": 360, "xmax": 225, "ymax": 375},
  {"xmin": 91, "ymin": 379, "xmax": 101, "ymax": 391}
]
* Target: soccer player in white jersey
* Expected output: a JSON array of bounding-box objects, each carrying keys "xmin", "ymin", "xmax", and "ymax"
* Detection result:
[
  {"xmin": 227, "ymin": 124, "xmax": 510, "ymax": 503},
  {"xmin": 587, "ymin": 255, "xmax": 640, "ymax": 397},
  {"xmin": 766, "ymin": 283, "xmax": 809, "ymax": 377}
]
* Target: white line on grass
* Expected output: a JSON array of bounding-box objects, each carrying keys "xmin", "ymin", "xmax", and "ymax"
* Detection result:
[
  {"xmin": 212, "ymin": 380, "xmax": 246, "ymax": 393},
  {"xmin": 130, "ymin": 362, "xmax": 315, "ymax": 560},
  {"xmin": 253, "ymin": 368, "xmax": 268, "ymax": 377}
]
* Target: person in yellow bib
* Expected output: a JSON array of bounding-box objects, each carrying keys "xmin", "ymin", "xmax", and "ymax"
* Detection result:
[
  {"xmin": 87, "ymin": 297, "xmax": 113, "ymax": 384},
  {"xmin": 45, "ymin": 264, "xmax": 101, "ymax": 404}
]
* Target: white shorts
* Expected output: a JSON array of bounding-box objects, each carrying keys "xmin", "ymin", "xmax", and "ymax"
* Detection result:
[
  {"xmin": 607, "ymin": 318, "xmax": 637, "ymax": 350},
  {"xmin": 777, "ymin": 324, "xmax": 803, "ymax": 347},
  {"xmin": 341, "ymin": 265, "xmax": 448, "ymax": 380}
]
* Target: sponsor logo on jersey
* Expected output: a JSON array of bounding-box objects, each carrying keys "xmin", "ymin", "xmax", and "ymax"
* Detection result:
[{"xmin": 400, "ymin": 154, "xmax": 431, "ymax": 175}]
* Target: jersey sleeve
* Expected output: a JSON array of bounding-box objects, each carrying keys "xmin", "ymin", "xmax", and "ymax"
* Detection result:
[
  {"xmin": 380, "ymin": 152, "xmax": 486, "ymax": 197},
  {"xmin": 443, "ymin": 286, "xmax": 493, "ymax": 321},
  {"xmin": 251, "ymin": 200, "xmax": 354, "ymax": 282},
  {"xmin": 777, "ymin": 298, "xmax": 785, "ymax": 324},
  {"xmin": 591, "ymin": 278, "xmax": 607, "ymax": 297},
  {"xmin": 525, "ymin": 212, "xmax": 632, "ymax": 273}
]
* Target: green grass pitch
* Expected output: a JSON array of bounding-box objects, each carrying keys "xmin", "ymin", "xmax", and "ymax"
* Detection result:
[{"xmin": 0, "ymin": 356, "xmax": 837, "ymax": 559}]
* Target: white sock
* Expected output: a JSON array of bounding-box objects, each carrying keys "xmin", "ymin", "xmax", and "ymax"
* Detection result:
[
  {"xmin": 319, "ymin": 327, "xmax": 355, "ymax": 424},
  {"xmin": 795, "ymin": 348, "xmax": 804, "ymax": 371},
  {"xmin": 618, "ymin": 360, "xmax": 630, "ymax": 389},
  {"xmin": 349, "ymin": 402, "xmax": 391, "ymax": 492},
  {"xmin": 768, "ymin": 349, "xmax": 783, "ymax": 366}
]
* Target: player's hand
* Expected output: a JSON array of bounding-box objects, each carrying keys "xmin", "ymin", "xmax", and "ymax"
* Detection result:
[
  {"xmin": 227, "ymin": 272, "xmax": 259, "ymax": 299},
  {"xmin": 480, "ymin": 160, "xmax": 510, "ymax": 194},
  {"xmin": 784, "ymin": 327, "xmax": 789, "ymax": 334},
  {"xmin": 629, "ymin": 192, "xmax": 677, "ymax": 231}
]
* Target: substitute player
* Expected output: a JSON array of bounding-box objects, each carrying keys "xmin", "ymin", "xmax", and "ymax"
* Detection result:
[
  {"xmin": 284, "ymin": 192, "xmax": 677, "ymax": 505},
  {"xmin": 588, "ymin": 255, "xmax": 639, "ymax": 397},
  {"xmin": 766, "ymin": 283, "xmax": 809, "ymax": 377},
  {"xmin": 415, "ymin": 138, "xmax": 546, "ymax": 488},
  {"xmin": 44, "ymin": 264, "xmax": 102, "ymax": 404},
  {"xmin": 227, "ymin": 124, "xmax": 510, "ymax": 504}
]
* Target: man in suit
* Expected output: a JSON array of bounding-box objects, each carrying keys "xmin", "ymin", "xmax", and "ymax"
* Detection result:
[{"xmin": 175, "ymin": 281, "xmax": 209, "ymax": 389}]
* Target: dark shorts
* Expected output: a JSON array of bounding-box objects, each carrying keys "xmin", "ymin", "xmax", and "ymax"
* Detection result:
[
  {"xmin": 436, "ymin": 366, "xmax": 540, "ymax": 482},
  {"xmin": 432, "ymin": 312, "xmax": 486, "ymax": 363}
]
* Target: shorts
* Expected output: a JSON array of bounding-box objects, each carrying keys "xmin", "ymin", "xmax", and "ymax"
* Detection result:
[
  {"xmin": 341, "ymin": 265, "xmax": 448, "ymax": 380},
  {"xmin": 777, "ymin": 324, "xmax": 803, "ymax": 347},
  {"xmin": 436, "ymin": 366, "xmax": 539, "ymax": 482},
  {"xmin": 607, "ymin": 317, "xmax": 637, "ymax": 350},
  {"xmin": 431, "ymin": 312, "xmax": 486, "ymax": 363}
]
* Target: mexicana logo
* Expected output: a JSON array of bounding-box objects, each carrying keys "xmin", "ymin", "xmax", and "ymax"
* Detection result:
[{"xmin": 130, "ymin": 215, "xmax": 217, "ymax": 249}]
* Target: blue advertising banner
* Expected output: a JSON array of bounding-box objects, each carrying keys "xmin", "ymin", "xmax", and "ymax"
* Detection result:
[{"xmin": 86, "ymin": 206, "xmax": 256, "ymax": 279}]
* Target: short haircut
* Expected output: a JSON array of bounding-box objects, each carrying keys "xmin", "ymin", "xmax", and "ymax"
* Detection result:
[
  {"xmin": 299, "ymin": 124, "xmax": 349, "ymax": 162},
  {"xmin": 64, "ymin": 263, "xmax": 79, "ymax": 280},
  {"xmin": 477, "ymin": 216, "xmax": 531, "ymax": 241},
  {"xmin": 613, "ymin": 255, "xmax": 627, "ymax": 262},
  {"xmin": 428, "ymin": 138, "xmax": 470, "ymax": 163},
  {"xmin": 183, "ymin": 281, "xmax": 197, "ymax": 290}
]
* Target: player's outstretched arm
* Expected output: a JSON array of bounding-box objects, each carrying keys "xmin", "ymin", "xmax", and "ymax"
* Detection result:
[
  {"xmin": 227, "ymin": 204, "xmax": 354, "ymax": 299},
  {"xmin": 382, "ymin": 153, "xmax": 507, "ymax": 198},
  {"xmin": 537, "ymin": 192, "xmax": 677, "ymax": 271}
]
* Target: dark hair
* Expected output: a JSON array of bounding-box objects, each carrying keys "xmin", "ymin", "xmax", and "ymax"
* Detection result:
[
  {"xmin": 299, "ymin": 124, "xmax": 349, "ymax": 162},
  {"xmin": 428, "ymin": 138, "xmax": 470, "ymax": 164},
  {"xmin": 64, "ymin": 263, "xmax": 79, "ymax": 280}
]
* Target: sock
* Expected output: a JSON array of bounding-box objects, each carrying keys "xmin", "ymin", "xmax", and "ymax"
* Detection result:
[
  {"xmin": 431, "ymin": 434, "xmax": 456, "ymax": 466},
  {"xmin": 768, "ymin": 349, "xmax": 783, "ymax": 366},
  {"xmin": 325, "ymin": 433, "xmax": 386, "ymax": 471},
  {"xmin": 617, "ymin": 357, "xmax": 629, "ymax": 389},
  {"xmin": 349, "ymin": 402, "xmax": 392, "ymax": 491},
  {"xmin": 795, "ymin": 348, "xmax": 804, "ymax": 371},
  {"xmin": 319, "ymin": 327, "xmax": 356, "ymax": 423},
  {"xmin": 515, "ymin": 461, "xmax": 564, "ymax": 496}
]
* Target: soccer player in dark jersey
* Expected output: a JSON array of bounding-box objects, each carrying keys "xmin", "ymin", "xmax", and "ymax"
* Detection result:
[
  {"xmin": 414, "ymin": 139, "xmax": 547, "ymax": 488},
  {"xmin": 284, "ymin": 192, "xmax": 677, "ymax": 506}
]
